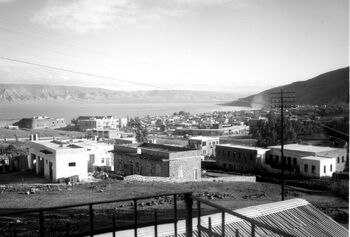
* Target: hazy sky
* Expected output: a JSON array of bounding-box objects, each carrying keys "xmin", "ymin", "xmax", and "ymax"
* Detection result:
[{"xmin": 0, "ymin": 0, "xmax": 348, "ymax": 93}]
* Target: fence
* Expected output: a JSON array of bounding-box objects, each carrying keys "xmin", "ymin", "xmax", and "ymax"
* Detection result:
[{"xmin": 0, "ymin": 192, "xmax": 298, "ymax": 237}]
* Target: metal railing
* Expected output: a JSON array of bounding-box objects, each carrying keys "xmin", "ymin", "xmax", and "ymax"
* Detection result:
[
  {"xmin": 0, "ymin": 192, "xmax": 191, "ymax": 237},
  {"xmin": 0, "ymin": 192, "xmax": 298, "ymax": 237}
]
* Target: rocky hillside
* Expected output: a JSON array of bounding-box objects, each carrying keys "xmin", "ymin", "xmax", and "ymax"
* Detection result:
[
  {"xmin": 224, "ymin": 67, "xmax": 349, "ymax": 107},
  {"xmin": 0, "ymin": 84, "xmax": 236, "ymax": 103}
]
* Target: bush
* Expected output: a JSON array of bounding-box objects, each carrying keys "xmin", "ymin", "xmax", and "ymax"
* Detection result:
[{"xmin": 329, "ymin": 179, "xmax": 349, "ymax": 201}]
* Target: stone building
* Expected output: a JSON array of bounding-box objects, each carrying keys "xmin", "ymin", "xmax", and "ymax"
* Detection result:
[
  {"xmin": 216, "ymin": 144, "xmax": 269, "ymax": 173},
  {"xmin": 14, "ymin": 116, "xmax": 66, "ymax": 129},
  {"xmin": 113, "ymin": 143, "xmax": 201, "ymax": 181}
]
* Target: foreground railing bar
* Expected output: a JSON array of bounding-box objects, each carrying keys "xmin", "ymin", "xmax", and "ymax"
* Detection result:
[
  {"xmin": 208, "ymin": 217, "xmax": 212, "ymax": 237},
  {"xmin": 221, "ymin": 212, "xmax": 225, "ymax": 237},
  {"xmin": 235, "ymin": 229, "xmax": 239, "ymax": 237},
  {"xmin": 65, "ymin": 223, "xmax": 70, "ymax": 236},
  {"xmin": 193, "ymin": 196, "xmax": 297, "ymax": 237},
  {"xmin": 184, "ymin": 193, "xmax": 193, "ymax": 237},
  {"xmin": 39, "ymin": 210, "xmax": 44, "ymax": 237},
  {"xmin": 197, "ymin": 200, "xmax": 201, "ymax": 237},
  {"xmin": 89, "ymin": 204, "xmax": 94, "ymax": 237},
  {"xmin": 0, "ymin": 192, "xmax": 192, "ymax": 216},
  {"xmin": 134, "ymin": 199, "xmax": 138, "ymax": 237},
  {"xmin": 112, "ymin": 214, "xmax": 116, "ymax": 237},
  {"xmin": 251, "ymin": 223, "xmax": 255, "ymax": 237},
  {"xmin": 198, "ymin": 225, "xmax": 221, "ymax": 237},
  {"xmin": 154, "ymin": 210, "xmax": 158, "ymax": 237},
  {"xmin": 173, "ymin": 194, "xmax": 178, "ymax": 237}
]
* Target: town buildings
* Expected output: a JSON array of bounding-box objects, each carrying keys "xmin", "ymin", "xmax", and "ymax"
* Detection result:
[
  {"xmin": 28, "ymin": 139, "xmax": 114, "ymax": 182},
  {"xmin": 87, "ymin": 129, "xmax": 121, "ymax": 139},
  {"xmin": 76, "ymin": 116, "xmax": 119, "ymax": 131},
  {"xmin": 215, "ymin": 144, "xmax": 269, "ymax": 173},
  {"xmin": 13, "ymin": 116, "xmax": 66, "ymax": 129},
  {"xmin": 265, "ymin": 144, "xmax": 347, "ymax": 178},
  {"xmin": 113, "ymin": 143, "xmax": 201, "ymax": 180},
  {"xmin": 188, "ymin": 136, "xmax": 219, "ymax": 158}
]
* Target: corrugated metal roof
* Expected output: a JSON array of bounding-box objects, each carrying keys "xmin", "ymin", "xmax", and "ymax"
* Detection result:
[{"xmin": 164, "ymin": 198, "xmax": 348, "ymax": 237}]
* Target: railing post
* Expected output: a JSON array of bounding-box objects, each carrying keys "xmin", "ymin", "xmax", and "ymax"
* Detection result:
[
  {"xmin": 235, "ymin": 229, "xmax": 239, "ymax": 237},
  {"xmin": 251, "ymin": 223, "xmax": 255, "ymax": 237},
  {"xmin": 184, "ymin": 193, "xmax": 193, "ymax": 237},
  {"xmin": 89, "ymin": 204, "xmax": 94, "ymax": 237},
  {"xmin": 112, "ymin": 213, "xmax": 116, "ymax": 237},
  {"xmin": 197, "ymin": 200, "xmax": 201, "ymax": 237},
  {"xmin": 65, "ymin": 223, "xmax": 70, "ymax": 236},
  {"xmin": 208, "ymin": 217, "xmax": 212, "ymax": 237},
  {"xmin": 173, "ymin": 194, "xmax": 178, "ymax": 237},
  {"xmin": 39, "ymin": 210, "xmax": 44, "ymax": 237},
  {"xmin": 134, "ymin": 199, "xmax": 138, "ymax": 237},
  {"xmin": 154, "ymin": 209, "xmax": 158, "ymax": 237},
  {"xmin": 221, "ymin": 212, "xmax": 225, "ymax": 237}
]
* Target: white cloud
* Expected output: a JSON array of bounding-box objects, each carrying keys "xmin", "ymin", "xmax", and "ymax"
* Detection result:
[
  {"xmin": 0, "ymin": 0, "xmax": 15, "ymax": 3},
  {"xmin": 32, "ymin": 0, "xmax": 237, "ymax": 34}
]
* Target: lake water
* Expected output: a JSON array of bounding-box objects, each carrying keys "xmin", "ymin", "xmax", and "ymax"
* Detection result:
[{"xmin": 0, "ymin": 101, "xmax": 252, "ymax": 122}]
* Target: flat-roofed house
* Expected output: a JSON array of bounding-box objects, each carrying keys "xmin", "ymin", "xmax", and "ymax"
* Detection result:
[
  {"xmin": 188, "ymin": 136, "xmax": 219, "ymax": 158},
  {"xmin": 28, "ymin": 139, "xmax": 114, "ymax": 182},
  {"xmin": 265, "ymin": 144, "xmax": 347, "ymax": 177},
  {"xmin": 113, "ymin": 143, "xmax": 201, "ymax": 181},
  {"xmin": 216, "ymin": 144, "xmax": 269, "ymax": 173}
]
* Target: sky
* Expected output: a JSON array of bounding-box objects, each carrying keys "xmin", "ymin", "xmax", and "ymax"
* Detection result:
[{"xmin": 0, "ymin": 0, "xmax": 348, "ymax": 94}]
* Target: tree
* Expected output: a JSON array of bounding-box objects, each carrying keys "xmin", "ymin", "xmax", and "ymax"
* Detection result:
[{"xmin": 128, "ymin": 117, "xmax": 148, "ymax": 142}]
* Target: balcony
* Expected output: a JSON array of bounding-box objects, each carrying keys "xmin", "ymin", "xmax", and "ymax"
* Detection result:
[{"xmin": 0, "ymin": 192, "xmax": 346, "ymax": 237}]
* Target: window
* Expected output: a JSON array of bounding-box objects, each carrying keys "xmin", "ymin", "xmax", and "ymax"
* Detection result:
[
  {"xmin": 324, "ymin": 166, "xmax": 326, "ymax": 173},
  {"xmin": 101, "ymin": 158, "xmax": 105, "ymax": 163},
  {"xmin": 342, "ymin": 156, "xmax": 345, "ymax": 162},
  {"xmin": 46, "ymin": 160, "xmax": 48, "ymax": 164},
  {"xmin": 311, "ymin": 165, "xmax": 315, "ymax": 174},
  {"xmin": 304, "ymin": 164, "xmax": 308, "ymax": 173},
  {"xmin": 293, "ymin": 158, "xmax": 297, "ymax": 166},
  {"xmin": 330, "ymin": 165, "xmax": 332, "ymax": 172},
  {"xmin": 337, "ymin": 157, "xmax": 340, "ymax": 163},
  {"xmin": 68, "ymin": 162, "xmax": 76, "ymax": 167},
  {"xmin": 89, "ymin": 154, "xmax": 95, "ymax": 163},
  {"xmin": 202, "ymin": 142, "xmax": 206, "ymax": 146},
  {"xmin": 269, "ymin": 154, "xmax": 273, "ymax": 161}
]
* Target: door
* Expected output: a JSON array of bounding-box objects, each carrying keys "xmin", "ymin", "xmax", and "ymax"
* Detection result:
[{"xmin": 49, "ymin": 162, "xmax": 53, "ymax": 181}]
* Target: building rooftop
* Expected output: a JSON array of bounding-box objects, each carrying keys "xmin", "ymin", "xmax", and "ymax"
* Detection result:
[
  {"xmin": 301, "ymin": 156, "xmax": 336, "ymax": 161},
  {"xmin": 268, "ymin": 144, "xmax": 344, "ymax": 153},
  {"xmin": 189, "ymin": 136, "xmax": 219, "ymax": 141},
  {"xmin": 217, "ymin": 144, "xmax": 270, "ymax": 152},
  {"xmin": 139, "ymin": 143, "xmax": 192, "ymax": 153},
  {"xmin": 29, "ymin": 139, "xmax": 112, "ymax": 151}
]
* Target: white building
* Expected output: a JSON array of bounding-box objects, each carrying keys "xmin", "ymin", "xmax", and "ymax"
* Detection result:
[
  {"xmin": 265, "ymin": 144, "xmax": 346, "ymax": 178},
  {"xmin": 76, "ymin": 116, "xmax": 119, "ymax": 131},
  {"xmin": 300, "ymin": 156, "xmax": 336, "ymax": 178},
  {"xmin": 28, "ymin": 139, "xmax": 114, "ymax": 182},
  {"xmin": 188, "ymin": 136, "xmax": 219, "ymax": 159}
]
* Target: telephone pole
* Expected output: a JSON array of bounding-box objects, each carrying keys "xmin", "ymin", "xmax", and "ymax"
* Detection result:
[{"xmin": 271, "ymin": 89, "xmax": 295, "ymax": 201}]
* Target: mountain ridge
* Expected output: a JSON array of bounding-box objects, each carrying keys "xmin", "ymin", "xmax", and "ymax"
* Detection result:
[
  {"xmin": 224, "ymin": 67, "xmax": 349, "ymax": 107},
  {"xmin": 0, "ymin": 83, "xmax": 238, "ymax": 103}
]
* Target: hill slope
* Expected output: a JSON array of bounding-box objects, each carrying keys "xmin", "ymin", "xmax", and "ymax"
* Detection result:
[
  {"xmin": 224, "ymin": 67, "xmax": 349, "ymax": 107},
  {"xmin": 0, "ymin": 84, "xmax": 236, "ymax": 103}
]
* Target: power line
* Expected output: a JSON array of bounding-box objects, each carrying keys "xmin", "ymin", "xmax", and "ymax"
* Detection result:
[{"xmin": 0, "ymin": 56, "xmax": 169, "ymax": 90}]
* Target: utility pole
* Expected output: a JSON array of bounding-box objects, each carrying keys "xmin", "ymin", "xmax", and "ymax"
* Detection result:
[{"xmin": 271, "ymin": 89, "xmax": 295, "ymax": 201}]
